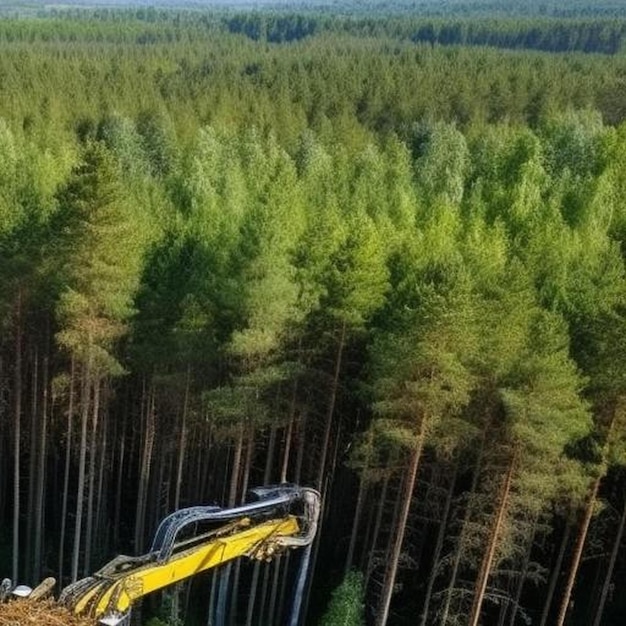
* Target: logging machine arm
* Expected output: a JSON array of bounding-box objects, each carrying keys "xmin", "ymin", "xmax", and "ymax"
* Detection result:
[{"xmin": 4, "ymin": 485, "xmax": 320, "ymax": 626}]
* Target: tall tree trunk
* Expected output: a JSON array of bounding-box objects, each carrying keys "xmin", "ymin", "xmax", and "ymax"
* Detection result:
[
  {"xmin": 539, "ymin": 522, "xmax": 571, "ymax": 626},
  {"xmin": 72, "ymin": 353, "xmax": 92, "ymax": 583},
  {"xmin": 58, "ymin": 357, "xmax": 75, "ymax": 586},
  {"xmin": 592, "ymin": 494, "xmax": 626, "ymax": 626},
  {"xmin": 113, "ymin": 399, "xmax": 126, "ymax": 548},
  {"xmin": 245, "ymin": 560, "xmax": 263, "ymax": 626},
  {"xmin": 174, "ymin": 367, "xmax": 190, "ymax": 510},
  {"xmin": 12, "ymin": 290, "xmax": 23, "ymax": 582},
  {"xmin": 95, "ymin": 402, "xmax": 108, "ymax": 555},
  {"xmin": 0, "ymin": 356, "xmax": 5, "ymax": 517},
  {"xmin": 267, "ymin": 557, "xmax": 282, "ymax": 625},
  {"xmin": 365, "ymin": 473, "xmax": 389, "ymax": 579},
  {"xmin": 215, "ymin": 426, "xmax": 244, "ymax": 626},
  {"xmin": 240, "ymin": 434, "xmax": 254, "ymax": 499},
  {"xmin": 280, "ymin": 373, "xmax": 299, "ymax": 484},
  {"xmin": 316, "ymin": 320, "xmax": 346, "ymax": 490},
  {"xmin": 229, "ymin": 434, "xmax": 255, "ymax": 626},
  {"xmin": 171, "ymin": 387, "xmax": 184, "ymax": 626},
  {"xmin": 33, "ymin": 354, "xmax": 49, "ymax": 583},
  {"xmin": 265, "ymin": 425, "xmax": 277, "ymax": 484},
  {"xmin": 375, "ymin": 420, "xmax": 426, "ymax": 626},
  {"xmin": 246, "ymin": 425, "xmax": 274, "ymax": 626},
  {"xmin": 207, "ymin": 571, "xmax": 218, "ymax": 626},
  {"xmin": 26, "ymin": 345, "xmax": 38, "ymax": 581},
  {"xmin": 420, "ymin": 462, "xmax": 458, "ymax": 626},
  {"xmin": 134, "ymin": 383, "xmax": 155, "ymax": 552},
  {"xmin": 468, "ymin": 450, "xmax": 516, "ymax": 626},
  {"xmin": 84, "ymin": 379, "xmax": 100, "ymax": 575},
  {"xmin": 440, "ymin": 419, "xmax": 489, "ymax": 626},
  {"xmin": 277, "ymin": 409, "xmax": 306, "ymax": 625},
  {"xmin": 555, "ymin": 475, "xmax": 601, "ymax": 626},
  {"xmin": 345, "ymin": 473, "xmax": 368, "ymax": 574},
  {"xmin": 295, "ymin": 412, "xmax": 306, "ymax": 485},
  {"xmin": 508, "ymin": 515, "xmax": 538, "ymax": 626},
  {"xmin": 280, "ymin": 418, "xmax": 294, "ymax": 484}
]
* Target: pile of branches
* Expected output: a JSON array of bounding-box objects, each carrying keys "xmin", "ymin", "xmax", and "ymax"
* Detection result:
[{"xmin": 0, "ymin": 599, "xmax": 94, "ymax": 625}]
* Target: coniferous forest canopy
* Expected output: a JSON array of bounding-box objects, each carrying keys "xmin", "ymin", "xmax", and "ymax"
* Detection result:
[{"xmin": 0, "ymin": 3, "xmax": 625, "ymax": 626}]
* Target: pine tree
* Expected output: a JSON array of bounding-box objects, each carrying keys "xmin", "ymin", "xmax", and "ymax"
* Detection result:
[
  {"xmin": 368, "ymin": 258, "xmax": 478, "ymax": 626},
  {"xmin": 53, "ymin": 141, "xmax": 143, "ymax": 580}
]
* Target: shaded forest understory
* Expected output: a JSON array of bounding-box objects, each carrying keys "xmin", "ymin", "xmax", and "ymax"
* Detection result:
[{"xmin": 0, "ymin": 6, "xmax": 626, "ymax": 626}]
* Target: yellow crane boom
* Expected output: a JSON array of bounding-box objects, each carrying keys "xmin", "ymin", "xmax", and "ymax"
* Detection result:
[{"xmin": 4, "ymin": 485, "xmax": 320, "ymax": 626}]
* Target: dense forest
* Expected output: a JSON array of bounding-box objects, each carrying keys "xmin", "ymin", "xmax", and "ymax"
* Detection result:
[{"xmin": 0, "ymin": 5, "xmax": 625, "ymax": 626}]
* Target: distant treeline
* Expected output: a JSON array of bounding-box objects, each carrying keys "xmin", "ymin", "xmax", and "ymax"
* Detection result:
[
  {"xmin": 7, "ymin": 0, "xmax": 626, "ymax": 19},
  {"xmin": 225, "ymin": 14, "xmax": 626, "ymax": 53},
  {"xmin": 3, "ymin": 8, "xmax": 626, "ymax": 55},
  {"xmin": 0, "ymin": 11, "xmax": 625, "ymax": 143}
]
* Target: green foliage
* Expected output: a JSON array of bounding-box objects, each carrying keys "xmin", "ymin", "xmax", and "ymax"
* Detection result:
[
  {"xmin": 368, "ymin": 266, "xmax": 478, "ymax": 459},
  {"xmin": 318, "ymin": 570, "xmax": 365, "ymax": 626},
  {"xmin": 54, "ymin": 141, "xmax": 143, "ymax": 373},
  {"xmin": 0, "ymin": 10, "xmax": 625, "ymax": 626}
]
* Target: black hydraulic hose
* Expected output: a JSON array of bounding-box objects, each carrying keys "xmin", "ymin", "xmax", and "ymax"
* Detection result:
[{"xmin": 151, "ymin": 486, "xmax": 307, "ymax": 562}]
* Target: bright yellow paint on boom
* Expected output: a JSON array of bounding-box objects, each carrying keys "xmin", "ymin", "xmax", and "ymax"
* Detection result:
[{"xmin": 73, "ymin": 516, "xmax": 299, "ymax": 620}]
